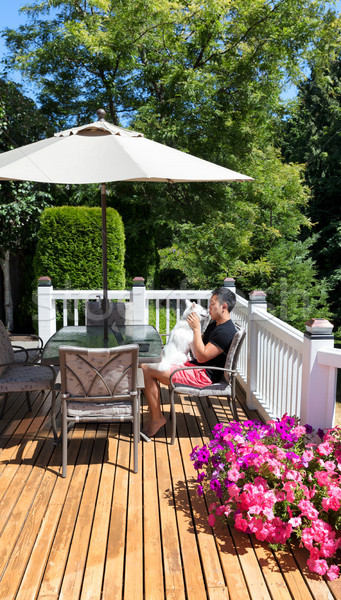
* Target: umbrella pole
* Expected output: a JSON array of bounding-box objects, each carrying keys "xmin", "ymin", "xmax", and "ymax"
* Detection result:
[{"xmin": 101, "ymin": 183, "xmax": 109, "ymax": 343}]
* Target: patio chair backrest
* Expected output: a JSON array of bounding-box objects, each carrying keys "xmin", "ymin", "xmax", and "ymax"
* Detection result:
[
  {"xmin": 223, "ymin": 326, "xmax": 246, "ymax": 383},
  {"xmin": 86, "ymin": 301, "xmax": 134, "ymax": 326},
  {"xmin": 0, "ymin": 320, "xmax": 15, "ymax": 364},
  {"xmin": 59, "ymin": 344, "xmax": 139, "ymax": 401}
]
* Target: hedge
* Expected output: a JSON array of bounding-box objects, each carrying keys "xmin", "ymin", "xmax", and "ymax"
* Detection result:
[{"xmin": 34, "ymin": 206, "xmax": 125, "ymax": 289}]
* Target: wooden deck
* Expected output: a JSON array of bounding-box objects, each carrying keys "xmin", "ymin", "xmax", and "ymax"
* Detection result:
[{"xmin": 0, "ymin": 386, "xmax": 341, "ymax": 600}]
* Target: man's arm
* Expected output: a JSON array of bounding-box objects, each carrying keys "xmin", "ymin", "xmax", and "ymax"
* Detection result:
[{"xmin": 187, "ymin": 313, "xmax": 223, "ymax": 363}]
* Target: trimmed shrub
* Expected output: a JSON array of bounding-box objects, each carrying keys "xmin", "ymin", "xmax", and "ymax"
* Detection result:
[{"xmin": 34, "ymin": 206, "xmax": 125, "ymax": 289}]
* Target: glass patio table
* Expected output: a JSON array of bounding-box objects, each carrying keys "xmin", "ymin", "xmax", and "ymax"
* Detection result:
[{"xmin": 42, "ymin": 323, "xmax": 163, "ymax": 366}]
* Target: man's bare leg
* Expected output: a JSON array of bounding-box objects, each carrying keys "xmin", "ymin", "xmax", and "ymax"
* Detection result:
[{"xmin": 141, "ymin": 364, "xmax": 170, "ymax": 437}]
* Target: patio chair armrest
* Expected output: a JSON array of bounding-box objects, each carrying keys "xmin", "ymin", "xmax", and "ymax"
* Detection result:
[
  {"xmin": 12, "ymin": 345, "xmax": 29, "ymax": 361},
  {"xmin": 9, "ymin": 333, "xmax": 44, "ymax": 349},
  {"xmin": 169, "ymin": 365, "xmax": 236, "ymax": 388}
]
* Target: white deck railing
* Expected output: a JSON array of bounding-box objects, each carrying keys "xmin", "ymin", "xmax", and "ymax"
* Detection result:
[{"xmin": 37, "ymin": 278, "xmax": 341, "ymax": 431}]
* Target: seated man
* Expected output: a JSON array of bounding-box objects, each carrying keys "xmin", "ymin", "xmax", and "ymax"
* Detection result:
[{"xmin": 141, "ymin": 286, "xmax": 237, "ymax": 438}]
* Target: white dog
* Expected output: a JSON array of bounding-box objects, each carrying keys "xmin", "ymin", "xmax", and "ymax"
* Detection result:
[{"xmin": 155, "ymin": 299, "xmax": 210, "ymax": 371}]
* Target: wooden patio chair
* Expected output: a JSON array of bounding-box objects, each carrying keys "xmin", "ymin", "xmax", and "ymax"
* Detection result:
[
  {"xmin": 58, "ymin": 344, "xmax": 141, "ymax": 477},
  {"xmin": 169, "ymin": 326, "xmax": 246, "ymax": 444},
  {"xmin": 0, "ymin": 319, "xmax": 55, "ymax": 418}
]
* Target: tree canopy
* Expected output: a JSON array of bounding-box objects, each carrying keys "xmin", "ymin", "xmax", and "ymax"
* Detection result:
[{"xmin": 1, "ymin": 0, "xmax": 340, "ymax": 331}]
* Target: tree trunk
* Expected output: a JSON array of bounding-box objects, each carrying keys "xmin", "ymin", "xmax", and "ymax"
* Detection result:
[{"xmin": 0, "ymin": 250, "xmax": 14, "ymax": 330}]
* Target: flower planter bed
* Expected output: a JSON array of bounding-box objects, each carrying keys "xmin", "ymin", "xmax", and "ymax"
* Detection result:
[{"xmin": 191, "ymin": 415, "xmax": 341, "ymax": 581}]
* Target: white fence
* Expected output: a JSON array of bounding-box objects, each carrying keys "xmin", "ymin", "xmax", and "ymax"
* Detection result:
[{"xmin": 37, "ymin": 278, "xmax": 341, "ymax": 431}]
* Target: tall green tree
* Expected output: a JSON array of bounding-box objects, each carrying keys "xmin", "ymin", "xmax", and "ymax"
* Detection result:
[
  {"xmin": 282, "ymin": 55, "xmax": 341, "ymax": 329},
  {"xmin": 0, "ymin": 80, "xmax": 52, "ymax": 329}
]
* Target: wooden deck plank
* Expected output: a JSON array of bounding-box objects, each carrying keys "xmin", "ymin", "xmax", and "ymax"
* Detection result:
[
  {"xmin": 0, "ymin": 437, "xmax": 55, "ymax": 579},
  {"xmin": 0, "ymin": 457, "xmax": 58, "ymax": 600},
  {"xmin": 0, "ymin": 391, "xmax": 50, "ymax": 470},
  {"xmin": 124, "ymin": 430, "xmax": 144, "ymax": 600},
  {"xmin": 0, "ymin": 390, "xmax": 48, "ymax": 450},
  {"xmin": 183, "ymin": 393, "xmax": 251, "ymax": 600},
  {"xmin": 102, "ymin": 424, "xmax": 130, "ymax": 600},
  {"xmin": 274, "ymin": 547, "xmax": 315, "ymax": 600},
  {"xmin": 37, "ymin": 426, "xmax": 97, "ymax": 599},
  {"xmin": 59, "ymin": 426, "xmax": 108, "ymax": 599},
  {"xmin": 252, "ymin": 540, "xmax": 296, "ymax": 600},
  {"xmin": 143, "ymin": 420, "xmax": 165, "ymax": 600},
  {"xmin": 154, "ymin": 419, "xmax": 186, "ymax": 599},
  {"xmin": 190, "ymin": 397, "xmax": 271, "ymax": 600},
  {"xmin": 14, "ymin": 429, "xmax": 84, "ymax": 600},
  {"xmin": 167, "ymin": 435, "xmax": 209, "ymax": 599},
  {"xmin": 80, "ymin": 425, "xmax": 118, "ymax": 600},
  {"xmin": 173, "ymin": 391, "xmax": 228, "ymax": 597},
  {"xmin": 288, "ymin": 541, "xmax": 337, "ymax": 600}
]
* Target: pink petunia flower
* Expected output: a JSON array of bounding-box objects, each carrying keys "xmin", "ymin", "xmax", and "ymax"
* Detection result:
[
  {"xmin": 235, "ymin": 513, "xmax": 248, "ymax": 532},
  {"xmin": 208, "ymin": 513, "xmax": 216, "ymax": 527},
  {"xmin": 227, "ymin": 467, "xmax": 241, "ymax": 482},
  {"xmin": 317, "ymin": 442, "xmax": 334, "ymax": 457},
  {"xmin": 298, "ymin": 499, "xmax": 319, "ymax": 520},
  {"xmin": 327, "ymin": 565, "xmax": 340, "ymax": 581},
  {"xmin": 306, "ymin": 558, "xmax": 329, "ymax": 576}
]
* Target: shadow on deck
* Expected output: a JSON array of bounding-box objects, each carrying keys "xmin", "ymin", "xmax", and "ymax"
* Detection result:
[{"xmin": 0, "ymin": 385, "xmax": 340, "ymax": 599}]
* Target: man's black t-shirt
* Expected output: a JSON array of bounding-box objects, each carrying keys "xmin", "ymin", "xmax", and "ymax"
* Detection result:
[{"xmin": 190, "ymin": 319, "xmax": 237, "ymax": 383}]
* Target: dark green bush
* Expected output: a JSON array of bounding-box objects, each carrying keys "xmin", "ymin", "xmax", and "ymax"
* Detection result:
[{"xmin": 34, "ymin": 206, "xmax": 125, "ymax": 289}]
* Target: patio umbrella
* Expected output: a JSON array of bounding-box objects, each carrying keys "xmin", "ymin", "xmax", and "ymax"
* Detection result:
[{"xmin": 0, "ymin": 109, "xmax": 253, "ymax": 338}]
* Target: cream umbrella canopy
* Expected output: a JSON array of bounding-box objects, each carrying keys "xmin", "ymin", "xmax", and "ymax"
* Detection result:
[{"xmin": 0, "ymin": 109, "xmax": 253, "ymax": 338}]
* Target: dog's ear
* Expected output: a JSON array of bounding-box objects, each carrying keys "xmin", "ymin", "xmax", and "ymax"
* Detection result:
[
  {"xmin": 192, "ymin": 302, "xmax": 196, "ymax": 309},
  {"xmin": 185, "ymin": 299, "xmax": 191, "ymax": 308}
]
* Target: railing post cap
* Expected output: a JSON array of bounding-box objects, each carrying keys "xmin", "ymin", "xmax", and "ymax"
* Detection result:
[
  {"xmin": 305, "ymin": 318, "xmax": 334, "ymax": 336},
  {"xmin": 132, "ymin": 276, "xmax": 145, "ymax": 287},
  {"xmin": 38, "ymin": 276, "xmax": 52, "ymax": 287},
  {"xmin": 223, "ymin": 277, "xmax": 235, "ymax": 287},
  {"xmin": 249, "ymin": 290, "xmax": 267, "ymax": 303}
]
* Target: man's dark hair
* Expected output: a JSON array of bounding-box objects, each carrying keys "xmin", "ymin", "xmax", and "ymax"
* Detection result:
[{"xmin": 211, "ymin": 287, "xmax": 236, "ymax": 313}]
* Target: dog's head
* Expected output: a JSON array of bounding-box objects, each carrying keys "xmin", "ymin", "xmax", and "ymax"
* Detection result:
[{"xmin": 183, "ymin": 299, "xmax": 209, "ymax": 325}]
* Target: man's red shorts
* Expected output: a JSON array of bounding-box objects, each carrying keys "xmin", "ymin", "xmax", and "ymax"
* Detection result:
[{"xmin": 170, "ymin": 360, "xmax": 212, "ymax": 388}]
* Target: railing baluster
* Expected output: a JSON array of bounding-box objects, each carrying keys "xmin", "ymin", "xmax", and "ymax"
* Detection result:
[
  {"xmin": 176, "ymin": 298, "xmax": 180, "ymax": 323},
  {"xmin": 74, "ymin": 299, "xmax": 79, "ymax": 326},
  {"xmin": 156, "ymin": 299, "xmax": 160, "ymax": 333},
  {"xmin": 166, "ymin": 299, "xmax": 170, "ymax": 336},
  {"xmin": 63, "ymin": 299, "xmax": 68, "ymax": 326}
]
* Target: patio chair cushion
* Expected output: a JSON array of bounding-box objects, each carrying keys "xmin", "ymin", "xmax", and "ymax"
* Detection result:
[
  {"xmin": 0, "ymin": 364, "xmax": 56, "ymax": 393},
  {"xmin": 172, "ymin": 379, "xmax": 231, "ymax": 397},
  {"xmin": 67, "ymin": 401, "xmax": 133, "ymax": 419}
]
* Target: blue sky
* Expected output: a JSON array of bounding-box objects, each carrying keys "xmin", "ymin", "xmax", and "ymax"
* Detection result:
[{"xmin": 1, "ymin": 0, "xmax": 340, "ymax": 102}]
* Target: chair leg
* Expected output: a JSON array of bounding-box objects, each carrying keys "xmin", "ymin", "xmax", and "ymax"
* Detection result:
[
  {"xmin": 133, "ymin": 396, "xmax": 139, "ymax": 473},
  {"xmin": 51, "ymin": 390, "xmax": 59, "ymax": 443},
  {"xmin": 0, "ymin": 394, "xmax": 8, "ymax": 419},
  {"xmin": 229, "ymin": 377, "xmax": 239, "ymax": 422},
  {"xmin": 170, "ymin": 389, "xmax": 176, "ymax": 445},
  {"xmin": 137, "ymin": 391, "xmax": 141, "ymax": 443},
  {"xmin": 229, "ymin": 393, "xmax": 239, "ymax": 422},
  {"xmin": 25, "ymin": 391, "xmax": 32, "ymax": 412},
  {"xmin": 61, "ymin": 401, "xmax": 68, "ymax": 478}
]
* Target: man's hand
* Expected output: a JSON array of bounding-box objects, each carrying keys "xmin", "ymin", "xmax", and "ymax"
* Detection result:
[{"xmin": 187, "ymin": 312, "xmax": 201, "ymax": 331}]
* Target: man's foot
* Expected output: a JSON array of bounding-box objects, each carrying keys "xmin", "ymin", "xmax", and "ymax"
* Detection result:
[{"xmin": 142, "ymin": 415, "xmax": 167, "ymax": 438}]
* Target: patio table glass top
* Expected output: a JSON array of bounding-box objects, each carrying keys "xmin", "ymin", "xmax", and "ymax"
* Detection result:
[{"xmin": 42, "ymin": 324, "xmax": 163, "ymax": 365}]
